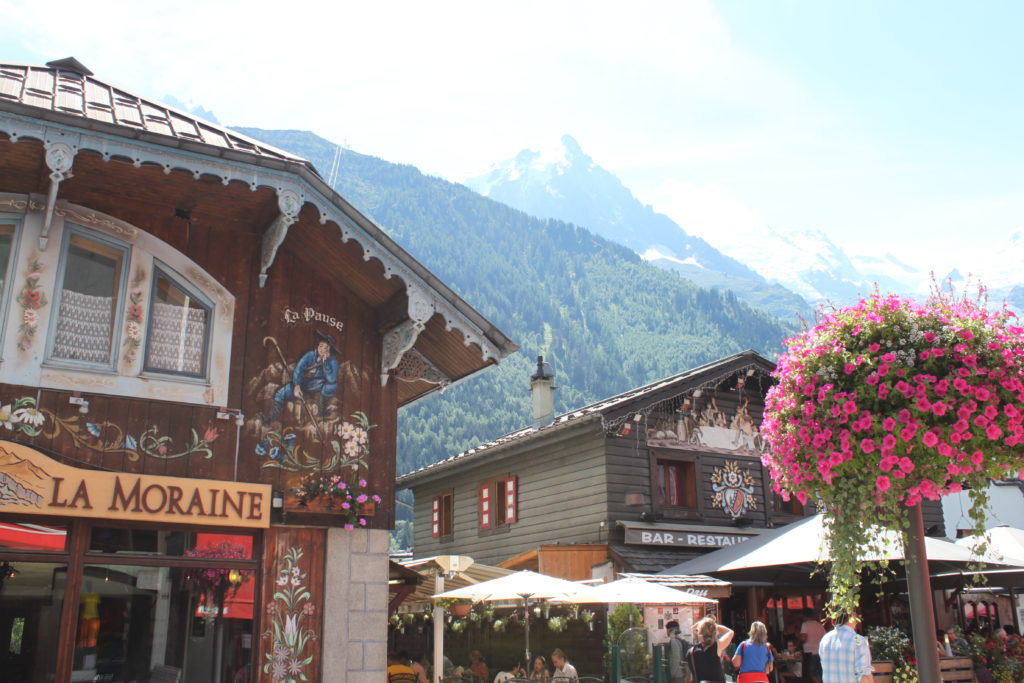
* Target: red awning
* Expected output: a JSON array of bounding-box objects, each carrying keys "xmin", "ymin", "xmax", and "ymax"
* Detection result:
[{"xmin": 0, "ymin": 522, "xmax": 67, "ymax": 551}]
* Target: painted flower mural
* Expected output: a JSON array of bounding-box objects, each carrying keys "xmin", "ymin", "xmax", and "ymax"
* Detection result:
[
  {"xmin": 263, "ymin": 547, "xmax": 316, "ymax": 682},
  {"xmin": 16, "ymin": 256, "xmax": 46, "ymax": 351},
  {"xmin": 0, "ymin": 395, "xmax": 220, "ymax": 461},
  {"xmin": 258, "ymin": 411, "xmax": 373, "ymax": 473}
]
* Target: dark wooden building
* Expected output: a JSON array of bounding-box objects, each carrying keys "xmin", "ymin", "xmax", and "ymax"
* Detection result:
[
  {"xmin": 400, "ymin": 350, "xmax": 948, "ymax": 641},
  {"xmin": 398, "ymin": 350, "xmax": 806, "ymax": 576},
  {"xmin": 0, "ymin": 58, "xmax": 515, "ymax": 682}
]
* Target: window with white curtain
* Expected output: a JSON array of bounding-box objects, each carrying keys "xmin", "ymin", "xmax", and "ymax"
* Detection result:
[
  {"xmin": 50, "ymin": 230, "xmax": 128, "ymax": 367},
  {"xmin": 143, "ymin": 267, "xmax": 212, "ymax": 378}
]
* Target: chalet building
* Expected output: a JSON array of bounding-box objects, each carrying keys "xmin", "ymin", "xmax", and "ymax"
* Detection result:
[
  {"xmin": 398, "ymin": 350, "xmax": 808, "ymax": 578},
  {"xmin": 400, "ymin": 350, "xmax": 949, "ymax": 638},
  {"xmin": 0, "ymin": 58, "xmax": 515, "ymax": 682}
]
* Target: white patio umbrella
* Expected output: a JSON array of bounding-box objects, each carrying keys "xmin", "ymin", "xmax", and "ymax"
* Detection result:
[
  {"xmin": 661, "ymin": 514, "xmax": 1010, "ymax": 584},
  {"xmin": 955, "ymin": 525, "xmax": 1024, "ymax": 564},
  {"xmin": 557, "ymin": 577, "xmax": 717, "ymax": 605},
  {"xmin": 434, "ymin": 570, "xmax": 590, "ymax": 665}
]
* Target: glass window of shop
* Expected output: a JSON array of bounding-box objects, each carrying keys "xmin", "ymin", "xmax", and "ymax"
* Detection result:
[{"xmin": 0, "ymin": 519, "xmax": 259, "ymax": 683}]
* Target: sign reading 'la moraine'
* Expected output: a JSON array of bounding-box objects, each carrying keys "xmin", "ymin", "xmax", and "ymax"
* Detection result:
[
  {"xmin": 0, "ymin": 440, "xmax": 271, "ymax": 528},
  {"xmin": 625, "ymin": 526, "xmax": 754, "ymax": 548}
]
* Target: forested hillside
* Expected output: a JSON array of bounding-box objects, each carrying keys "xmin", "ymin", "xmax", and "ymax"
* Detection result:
[{"xmin": 236, "ymin": 129, "xmax": 794, "ymax": 479}]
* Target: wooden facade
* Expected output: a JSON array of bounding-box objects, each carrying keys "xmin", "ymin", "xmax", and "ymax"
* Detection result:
[
  {"xmin": 401, "ymin": 349, "xmax": 946, "ymax": 580},
  {"xmin": 0, "ymin": 59, "xmax": 514, "ymax": 682},
  {"xmin": 402, "ymin": 351, "xmax": 799, "ymax": 569}
]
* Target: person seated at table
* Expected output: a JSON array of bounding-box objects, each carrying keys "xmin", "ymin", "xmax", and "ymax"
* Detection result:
[
  {"xmin": 529, "ymin": 656, "xmax": 551, "ymax": 683},
  {"xmin": 493, "ymin": 657, "xmax": 526, "ymax": 683},
  {"xmin": 469, "ymin": 650, "xmax": 490, "ymax": 682},
  {"xmin": 387, "ymin": 652, "xmax": 418, "ymax": 683},
  {"xmin": 551, "ymin": 649, "xmax": 578, "ymax": 680},
  {"xmin": 946, "ymin": 626, "xmax": 970, "ymax": 656},
  {"xmin": 403, "ymin": 651, "xmax": 428, "ymax": 683},
  {"xmin": 777, "ymin": 639, "xmax": 803, "ymax": 681}
]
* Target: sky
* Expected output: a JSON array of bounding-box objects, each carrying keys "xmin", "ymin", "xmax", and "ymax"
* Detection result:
[{"xmin": 4, "ymin": 0, "xmax": 1023, "ymax": 277}]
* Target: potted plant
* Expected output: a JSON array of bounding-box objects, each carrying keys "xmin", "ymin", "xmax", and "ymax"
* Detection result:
[
  {"xmin": 867, "ymin": 625, "xmax": 911, "ymax": 668},
  {"xmin": 436, "ymin": 597, "xmax": 473, "ymax": 617},
  {"xmin": 292, "ymin": 473, "xmax": 382, "ymax": 529}
]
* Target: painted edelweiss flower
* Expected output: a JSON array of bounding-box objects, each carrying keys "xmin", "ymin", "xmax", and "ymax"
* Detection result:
[
  {"xmin": 13, "ymin": 406, "xmax": 44, "ymax": 427},
  {"xmin": 0, "ymin": 405, "xmax": 17, "ymax": 430},
  {"xmin": 21, "ymin": 309, "xmax": 37, "ymax": 326},
  {"xmin": 126, "ymin": 321, "xmax": 142, "ymax": 340}
]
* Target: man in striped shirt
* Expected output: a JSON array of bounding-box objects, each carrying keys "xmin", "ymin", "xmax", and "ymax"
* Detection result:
[{"xmin": 819, "ymin": 612, "xmax": 873, "ymax": 683}]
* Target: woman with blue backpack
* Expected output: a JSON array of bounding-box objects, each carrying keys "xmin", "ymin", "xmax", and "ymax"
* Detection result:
[{"xmin": 731, "ymin": 621, "xmax": 774, "ymax": 683}]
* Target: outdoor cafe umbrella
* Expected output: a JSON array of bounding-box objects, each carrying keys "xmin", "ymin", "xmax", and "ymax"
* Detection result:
[
  {"xmin": 556, "ymin": 577, "xmax": 717, "ymax": 605},
  {"xmin": 955, "ymin": 525, "xmax": 1024, "ymax": 564},
  {"xmin": 434, "ymin": 569, "xmax": 589, "ymax": 665},
  {"xmin": 660, "ymin": 514, "xmax": 1016, "ymax": 585},
  {"xmin": 938, "ymin": 525, "xmax": 1024, "ymax": 590}
]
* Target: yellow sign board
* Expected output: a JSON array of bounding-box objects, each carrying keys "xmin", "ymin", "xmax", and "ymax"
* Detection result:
[{"xmin": 0, "ymin": 440, "xmax": 271, "ymax": 528}]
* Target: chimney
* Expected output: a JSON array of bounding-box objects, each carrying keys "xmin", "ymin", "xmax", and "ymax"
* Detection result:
[{"xmin": 530, "ymin": 355, "xmax": 556, "ymax": 428}]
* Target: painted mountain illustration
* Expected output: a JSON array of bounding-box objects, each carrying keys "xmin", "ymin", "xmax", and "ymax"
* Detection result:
[{"xmin": 0, "ymin": 446, "xmax": 50, "ymax": 507}]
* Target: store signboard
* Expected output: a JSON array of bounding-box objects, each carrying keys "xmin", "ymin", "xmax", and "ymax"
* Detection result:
[
  {"xmin": 624, "ymin": 526, "xmax": 755, "ymax": 548},
  {"xmin": 0, "ymin": 440, "xmax": 270, "ymax": 528}
]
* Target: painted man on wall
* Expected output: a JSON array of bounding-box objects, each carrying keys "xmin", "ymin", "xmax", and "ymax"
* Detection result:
[{"xmin": 267, "ymin": 330, "xmax": 340, "ymax": 422}]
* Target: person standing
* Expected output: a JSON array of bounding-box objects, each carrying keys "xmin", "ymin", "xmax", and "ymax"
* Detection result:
[
  {"xmin": 687, "ymin": 616, "xmax": 735, "ymax": 683},
  {"xmin": 551, "ymin": 649, "xmax": 578, "ymax": 680},
  {"xmin": 818, "ymin": 612, "xmax": 873, "ymax": 683},
  {"xmin": 666, "ymin": 620, "xmax": 692, "ymax": 683},
  {"xmin": 799, "ymin": 610, "xmax": 826, "ymax": 683},
  {"xmin": 731, "ymin": 621, "xmax": 774, "ymax": 683}
]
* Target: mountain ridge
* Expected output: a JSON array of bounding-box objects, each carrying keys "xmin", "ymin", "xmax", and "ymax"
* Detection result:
[
  {"xmin": 234, "ymin": 127, "xmax": 794, "ymax": 480},
  {"xmin": 465, "ymin": 135, "xmax": 812, "ymax": 321}
]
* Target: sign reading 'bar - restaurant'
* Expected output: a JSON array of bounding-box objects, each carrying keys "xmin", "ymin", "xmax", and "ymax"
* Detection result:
[{"xmin": 0, "ymin": 440, "xmax": 271, "ymax": 528}]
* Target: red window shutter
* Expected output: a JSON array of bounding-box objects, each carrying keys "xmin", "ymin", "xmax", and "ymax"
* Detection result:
[
  {"xmin": 432, "ymin": 496, "xmax": 441, "ymax": 538},
  {"xmin": 505, "ymin": 475, "xmax": 518, "ymax": 524},
  {"xmin": 478, "ymin": 483, "xmax": 492, "ymax": 529}
]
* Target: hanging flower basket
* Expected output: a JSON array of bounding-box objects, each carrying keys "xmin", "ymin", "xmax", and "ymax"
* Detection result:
[
  {"xmin": 449, "ymin": 602, "xmax": 473, "ymax": 617},
  {"xmin": 761, "ymin": 288, "xmax": 1024, "ymax": 616}
]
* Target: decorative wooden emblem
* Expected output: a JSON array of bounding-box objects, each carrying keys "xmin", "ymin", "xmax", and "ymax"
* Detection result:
[{"xmin": 710, "ymin": 460, "xmax": 758, "ymax": 519}]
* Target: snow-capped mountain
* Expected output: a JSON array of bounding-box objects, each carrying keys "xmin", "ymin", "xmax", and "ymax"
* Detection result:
[
  {"xmin": 704, "ymin": 223, "xmax": 932, "ymax": 305},
  {"xmin": 466, "ymin": 135, "xmax": 812, "ymax": 321},
  {"xmin": 466, "ymin": 134, "xmax": 1023, "ymax": 316}
]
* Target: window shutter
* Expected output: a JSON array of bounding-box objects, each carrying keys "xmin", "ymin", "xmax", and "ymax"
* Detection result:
[
  {"xmin": 432, "ymin": 496, "xmax": 441, "ymax": 538},
  {"xmin": 478, "ymin": 483, "xmax": 492, "ymax": 529},
  {"xmin": 505, "ymin": 475, "xmax": 518, "ymax": 524}
]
